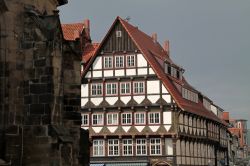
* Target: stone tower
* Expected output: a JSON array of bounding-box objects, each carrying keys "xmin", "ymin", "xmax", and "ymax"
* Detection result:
[{"xmin": 0, "ymin": 0, "xmax": 86, "ymax": 165}]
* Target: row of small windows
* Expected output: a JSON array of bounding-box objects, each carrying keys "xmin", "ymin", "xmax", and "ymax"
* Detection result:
[
  {"xmin": 182, "ymin": 88, "xmax": 198, "ymax": 103},
  {"xmin": 104, "ymin": 55, "xmax": 135, "ymax": 69},
  {"xmin": 82, "ymin": 112, "xmax": 160, "ymax": 126},
  {"xmin": 93, "ymin": 138, "xmax": 165, "ymax": 156},
  {"xmin": 164, "ymin": 63, "xmax": 182, "ymax": 80},
  {"xmin": 91, "ymin": 82, "xmax": 144, "ymax": 96}
]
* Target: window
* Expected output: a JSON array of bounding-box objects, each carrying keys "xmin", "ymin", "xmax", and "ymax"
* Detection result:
[
  {"xmin": 150, "ymin": 138, "xmax": 161, "ymax": 155},
  {"xmin": 92, "ymin": 114, "xmax": 103, "ymax": 125},
  {"xmin": 108, "ymin": 139, "xmax": 119, "ymax": 156},
  {"xmin": 134, "ymin": 82, "xmax": 144, "ymax": 94},
  {"xmin": 120, "ymin": 82, "xmax": 131, "ymax": 94},
  {"xmin": 127, "ymin": 55, "xmax": 135, "ymax": 67},
  {"xmin": 91, "ymin": 83, "xmax": 102, "ymax": 96},
  {"xmin": 93, "ymin": 140, "xmax": 104, "ymax": 156},
  {"xmin": 136, "ymin": 139, "xmax": 147, "ymax": 155},
  {"xmin": 115, "ymin": 56, "xmax": 124, "ymax": 68},
  {"xmin": 123, "ymin": 139, "xmax": 133, "ymax": 156},
  {"xmin": 81, "ymin": 114, "xmax": 89, "ymax": 126},
  {"xmin": 106, "ymin": 83, "xmax": 117, "ymax": 95},
  {"xmin": 182, "ymin": 88, "xmax": 198, "ymax": 103},
  {"xmin": 107, "ymin": 113, "xmax": 118, "ymax": 125},
  {"xmin": 122, "ymin": 113, "xmax": 132, "ymax": 125},
  {"xmin": 149, "ymin": 112, "xmax": 160, "ymax": 124},
  {"xmin": 135, "ymin": 113, "xmax": 145, "ymax": 124},
  {"xmin": 116, "ymin": 30, "xmax": 122, "ymax": 38},
  {"xmin": 104, "ymin": 56, "xmax": 113, "ymax": 68}
]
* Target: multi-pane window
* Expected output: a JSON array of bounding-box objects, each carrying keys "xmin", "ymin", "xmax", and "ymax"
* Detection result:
[
  {"xmin": 115, "ymin": 56, "xmax": 124, "ymax": 68},
  {"xmin": 107, "ymin": 113, "xmax": 118, "ymax": 125},
  {"xmin": 127, "ymin": 55, "xmax": 135, "ymax": 67},
  {"xmin": 93, "ymin": 140, "xmax": 104, "ymax": 156},
  {"xmin": 135, "ymin": 113, "xmax": 145, "ymax": 124},
  {"xmin": 91, "ymin": 83, "xmax": 102, "ymax": 96},
  {"xmin": 106, "ymin": 83, "xmax": 117, "ymax": 95},
  {"xmin": 104, "ymin": 56, "xmax": 113, "ymax": 68},
  {"xmin": 81, "ymin": 114, "xmax": 88, "ymax": 126},
  {"xmin": 108, "ymin": 139, "xmax": 119, "ymax": 156},
  {"xmin": 122, "ymin": 113, "xmax": 132, "ymax": 125},
  {"xmin": 149, "ymin": 112, "xmax": 160, "ymax": 124},
  {"xmin": 150, "ymin": 138, "xmax": 161, "ymax": 155},
  {"xmin": 136, "ymin": 139, "xmax": 147, "ymax": 155},
  {"xmin": 133, "ymin": 82, "xmax": 144, "ymax": 94},
  {"xmin": 120, "ymin": 82, "xmax": 131, "ymax": 94},
  {"xmin": 92, "ymin": 114, "xmax": 103, "ymax": 125},
  {"xmin": 123, "ymin": 139, "xmax": 133, "ymax": 156}
]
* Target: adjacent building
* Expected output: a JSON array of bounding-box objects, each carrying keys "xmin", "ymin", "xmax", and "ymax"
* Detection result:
[{"xmin": 81, "ymin": 17, "xmax": 229, "ymax": 166}]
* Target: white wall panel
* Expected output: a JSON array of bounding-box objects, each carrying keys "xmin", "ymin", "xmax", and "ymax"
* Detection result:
[
  {"xmin": 81, "ymin": 84, "xmax": 89, "ymax": 97},
  {"xmin": 137, "ymin": 54, "xmax": 147, "ymax": 67},
  {"xmin": 137, "ymin": 68, "xmax": 147, "ymax": 75},
  {"xmin": 147, "ymin": 80, "xmax": 160, "ymax": 94},
  {"xmin": 107, "ymin": 126, "xmax": 118, "ymax": 133},
  {"xmin": 115, "ymin": 69, "xmax": 125, "ymax": 76},
  {"xmin": 162, "ymin": 84, "xmax": 169, "ymax": 93},
  {"xmin": 81, "ymin": 98, "xmax": 88, "ymax": 107},
  {"xmin": 147, "ymin": 95, "xmax": 160, "ymax": 103},
  {"xmin": 122, "ymin": 126, "xmax": 131, "ymax": 132},
  {"xmin": 135, "ymin": 126, "xmax": 144, "ymax": 132},
  {"xmin": 92, "ymin": 71, "xmax": 102, "ymax": 78},
  {"xmin": 149, "ymin": 68, "xmax": 155, "ymax": 75},
  {"xmin": 163, "ymin": 112, "xmax": 172, "ymax": 124},
  {"xmin": 126, "ymin": 69, "xmax": 136, "ymax": 76},
  {"xmin": 91, "ymin": 97, "xmax": 103, "ymax": 106},
  {"xmin": 165, "ymin": 138, "xmax": 173, "ymax": 155},
  {"xmin": 104, "ymin": 70, "xmax": 113, "ymax": 77},
  {"xmin": 81, "ymin": 127, "xmax": 89, "ymax": 130},
  {"xmin": 92, "ymin": 127, "xmax": 102, "ymax": 133},
  {"xmin": 149, "ymin": 126, "xmax": 159, "ymax": 132},
  {"xmin": 134, "ymin": 96, "xmax": 145, "ymax": 104},
  {"xmin": 164, "ymin": 125, "xmax": 171, "ymax": 132},
  {"xmin": 120, "ymin": 96, "xmax": 131, "ymax": 104},
  {"xmin": 85, "ymin": 71, "xmax": 91, "ymax": 78},
  {"xmin": 106, "ymin": 97, "xmax": 118, "ymax": 105},
  {"xmin": 92, "ymin": 56, "xmax": 102, "ymax": 70},
  {"xmin": 162, "ymin": 94, "xmax": 171, "ymax": 103}
]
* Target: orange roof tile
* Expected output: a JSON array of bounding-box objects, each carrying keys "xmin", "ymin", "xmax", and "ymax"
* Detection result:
[
  {"xmin": 229, "ymin": 128, "xmax": 241, "ymax": 137},
  {"xmin": 82, "ymin": 16, "xmax": 226, "ymax": 125},
  {"xmin": 61, "ymin": 23, "xmax": 84, "ymax": 41},
  {"xmin": 82, "ymin": 43, "xmax": 100, "ymax": 63}
]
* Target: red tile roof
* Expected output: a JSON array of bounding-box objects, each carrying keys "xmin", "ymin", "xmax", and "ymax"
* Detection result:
[
  {"xmin": 229, "ymin": 128, "xmax": 241, "ymax": 137},
  {"xmin": 61, "ymin": 23, "xmax": 84, "ymax": 41},
  {"xmin": 82, "ymin": 16, "xmax": 225, "ymax": 125},
  {"xmin": 82, "ymin": 43, "xmax": 100, "ymax": 63}
]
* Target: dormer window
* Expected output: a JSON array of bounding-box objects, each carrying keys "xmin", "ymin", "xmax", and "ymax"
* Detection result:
[
  {"xmin": 203, "ymin": 98, "xmax": 211, "ymax": 110},
  {"xmin": 182, "ymin": 88, "xmax": 198, "ymax": 103}
]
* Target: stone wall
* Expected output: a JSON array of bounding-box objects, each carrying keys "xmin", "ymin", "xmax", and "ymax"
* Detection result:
[{"xmin": 0, "ymin": 0, "xmax": 85, "ymax": 165}]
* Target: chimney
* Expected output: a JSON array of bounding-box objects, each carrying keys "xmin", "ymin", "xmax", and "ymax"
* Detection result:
[
  {"xmin": 222, "ymin": 112, "xmax": 230, "ymax": 123},
  {"xmin": 84, "ymin": 19, "xmax": 90, "ymax": 38},
  {"xmin": 163, "ymin": 40, "xmax": 170, "ymax": 55},
  {"xmin": 152, "ymin": 33, "xmax": 157, "ymax": 43}
]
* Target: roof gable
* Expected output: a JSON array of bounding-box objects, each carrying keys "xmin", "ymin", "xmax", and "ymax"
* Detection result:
[
  {"xmin": 82, "ymin": 16, "xmax": 224, "ymax": 124},
  {"xmin": 61, "ymin": 23, "xmax": 84, "ymax": 41}
]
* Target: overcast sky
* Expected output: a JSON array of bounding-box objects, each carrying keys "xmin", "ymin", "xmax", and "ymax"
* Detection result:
[{"xmin": 59, "ymin": 0, "xmax": 250, "ymax": 127}]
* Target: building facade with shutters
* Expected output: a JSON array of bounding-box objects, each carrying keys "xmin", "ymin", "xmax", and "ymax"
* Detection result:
[{"xmin": 81, "ymin": 17, "xmax": 229, "ymax": 166}]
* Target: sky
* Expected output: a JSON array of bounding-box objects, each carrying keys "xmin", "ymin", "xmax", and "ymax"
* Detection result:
[{"xmin": 59, "ymin": 0, "xmax": 250, "ymax": 127}]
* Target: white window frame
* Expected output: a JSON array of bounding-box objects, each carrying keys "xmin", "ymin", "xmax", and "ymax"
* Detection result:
[
  {"xmin": 104, "ymin": 56, "xmax": 113, "ymax": 68},
  {"xmin": 107, "ymin": 113, "xmax": 118, "ymax": 125},
  {"xmin": 92, "ymin": 114, "xmax": 104, "ymax": 126},
  {"xmin": 120, "ymin": 82, "xmax": 131, "ymax": 95},
  {"xmin": 133, "ymin": 82, "xmax": 145, "ymax": 94},
  {"xmin": 136, "ymin": 139, "xmax": 147, "ymax": 155},
  {"xmin": 126, "ymin": 55, "xmax": 135, "ymax": 67},
  {"xmin": 116, "ymin": 30, "xmax": 122, "ymax": 38},
  {"xmin": 93, "ymin": 139, "xmax": 105, "ymax": 156},
  {"xmin": 106, "ymin": 83, "xmax": 117, "ymax": 95},
  {"xmin": 81, "ymin": 114, "xmax": 89, "ymax": 126},
  {"xmin": 121, "ymin": 113, "xmax": 132, "ymax": 125},
  {"xmin": 108, "ymin": 139, "xmax": 119, "ymax": 156},
  {"xmin": 115, "ymin": 56, "xmax": 124, "ymax": 68},
  {"xmin": 148, "ymin": 112, "xmax": 160, "ymax": 124},
  {"xmin": 150, "ymin": 138, "xmax": 161, "ymax": 155},
  {"xmin": 91, "ymin": 83, "xmax": 103, "ymax": 96},
  {"xmin": 135, "ymin": 112, "xmax": 145, "ymax": 125},
  {"xmin": 123, "ymin": 139, "xmax": 133, "ymax": 156}
]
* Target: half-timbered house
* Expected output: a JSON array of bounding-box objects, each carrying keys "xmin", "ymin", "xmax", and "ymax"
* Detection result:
[{"xmin": 81, "ymin": 17, "xmax": 229, "ymax": 166}]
